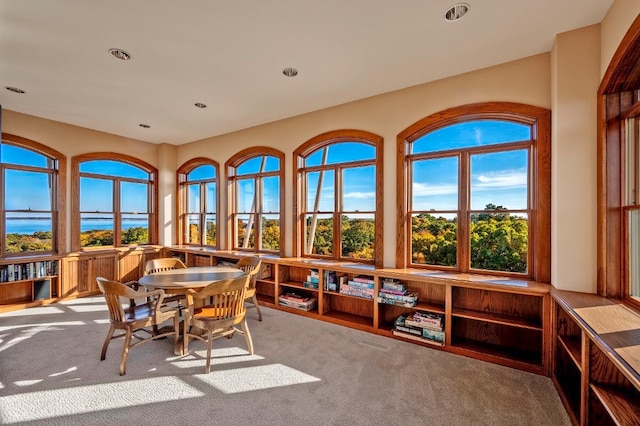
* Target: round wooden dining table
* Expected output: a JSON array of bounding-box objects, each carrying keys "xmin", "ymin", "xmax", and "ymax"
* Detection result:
[
  {"xmin": 138, "ymin": 265, "xmax": 245, "ymax": 355},
  {"xmin": 138, "ymin": 265, "xmax": 244, "ymax": 294}
]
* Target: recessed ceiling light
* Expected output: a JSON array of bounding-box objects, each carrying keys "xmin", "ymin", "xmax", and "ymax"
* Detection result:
[
  {"xmin": 283, "ymin": 67, "xmax": 298, "ymax": 77},
  {"xmin": 139, "ymin": 124, "xmax": 150, "ymax": 128},
  {"xmin": 5, "ymin": 86, "xmax": 25, "ymax": 94},
  {"xmin": 194, "ymin": 103, "xmax": 207, "ymax": 108},
  {"xmin": 108, "ymin": 48, "xmax": 132, "ymax": 61},
  {"xmin": 445, "ymin": 3, "xmax": 469, "ymax": 22}
]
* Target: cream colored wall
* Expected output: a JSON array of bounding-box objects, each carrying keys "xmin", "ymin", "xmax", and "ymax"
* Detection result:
[
  {"xmin": 156, "ymin": 143, "xmax": 177, "ymax": 246},
  {"xmin": 551, "ymin": 25, "xmax": 601, "ymax": 293},
  {"xmin": 2, "ymin": 110, "xmax": 158, "ymax": 252},
  {"xmin": 178, "ymin": 53, "xmax": 551, "ymax": 266},
  {"xmin": 600, "ymin": 0, "xmax": 640, "ymax": 77}
]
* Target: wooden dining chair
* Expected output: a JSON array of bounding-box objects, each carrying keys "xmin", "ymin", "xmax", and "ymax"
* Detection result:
[
  {"xmin": 97, "ymin": 277, "xmax": 179, "ymax": 376},
  {"xmin": 144, "ymin": 258, "xmax": 187, "ymax": 310},
  {"xmin": 183, "ymin": 275, "xmax": 254, "ymax": 374},
  {"xmin": 234, "ymin": 256, "xmax": 263, "ymax": 321}
]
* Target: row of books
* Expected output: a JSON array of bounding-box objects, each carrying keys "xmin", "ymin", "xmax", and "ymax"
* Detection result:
[
  {"xmin": 0, "ymin": 260, "xmax": 59, "ymax": 282},
  {"xmin": 278, "ymin": 291, "xmax": 317, "ymax": 311},
  {"xmin": 392, "ymin": 313, "xmax": 445, "ymax": 347}
]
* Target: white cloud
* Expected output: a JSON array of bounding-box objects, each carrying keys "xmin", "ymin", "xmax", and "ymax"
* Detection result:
[
  {"xmin": 473, "ymin": 170, "xmax": 527, "ymax": 190},
  {"xmin": 412, "ymin": 182, "xmax": 458, "ymax": 197},
  {"xmin": 343, "ymin": 191, "xmax": 375, "ymax": 199}
]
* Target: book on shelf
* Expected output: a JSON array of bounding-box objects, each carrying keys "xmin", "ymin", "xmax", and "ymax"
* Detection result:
[
  {"xmin": 278, "ymin": 294, "xmax": 317, "ymax": 311},
  {"xmin": 323, "ymin": 270, "xmax": 338, "ymax": 291},
  {"xmin": 306, "ymin": 275, "xmax": 320, "ymax": 284},
  {"xmin": 280, "ymin": 291, "xmax": 312, "ymax": 302},
  {"xmin": 381, "ymin": 279, "xmax": 405, "ymax": 293},
  {"xmin": 303, "ymin": 281, "xmax": 319, "ymax": 290},
  {"xmin": 377, "ymin": 297, "xmax": 417, "ymax": 308},
  {"xmin": 339, "ymin": 283, "xmax": 374, "ymax": 299},
  {"xmin": 395, "ymin": 324, "xmax": 422, "ymax": 336},
  {"xmin": 379, "ymin": 287, "xmax": 407, "ymax": 296},
  {"xmin": 352, "ymin": 275, "xmax": 375, "ymax": 285},
  {"xmin": 394, "ymin": 314, "xmax": 445, "ymax": 343},
  {"xmin": 404, "ymin": 312, "xmax": 443, "ymax": 331},
  {"xmin": 392, "ymin": 329, "xmax": 444, "ymax": 347}
]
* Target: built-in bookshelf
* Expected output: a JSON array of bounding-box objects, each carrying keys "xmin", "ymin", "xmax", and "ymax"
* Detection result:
[
  {"xmin": 0, "ymin": 256, "xmax": 61, "ymax": 309},
  {"xmin": 552, "ymin": 290, "xmax": 640, "ymax": 426},
  {"xmin": 165, "ymin": 246, "xmax": 552, "ymax": 375}
]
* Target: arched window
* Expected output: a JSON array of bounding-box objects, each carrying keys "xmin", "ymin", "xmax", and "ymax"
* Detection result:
[
  {"xmin": 226, "ymin": 147, "xmax": 284, "ymax": 255},
  {"xmin": 398, "ymin": 103, "xmax": 550, "ymax": 280},
  {"xmin": 294, "ymin": 130, "xmax": 384, "ymax": 267},
  {"xmin": 177, "ymin": 158, "xmax": 219, "ymax": 247},
  {"xmin": 72, "ymin": 153, "xmax": 157, "ymax": 251},
  {"xmin": 1, "ymin": 134, "xmax": 65, "ymax": 256}
]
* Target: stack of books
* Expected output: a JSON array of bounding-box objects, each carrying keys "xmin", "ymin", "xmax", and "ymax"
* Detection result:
[
  {"xmin": 377, "ymin": 279, "xmax": 418, "ymax": 307},
  {"xmin": 304, "ymin": 269, "xmax": 319, "ymax": 289},
  {"xmin": 278, "ymin": 292, "xmax": 317, "ymax": 311},
  {"xmin": 392, "ymin": 312, "xmax": 445, "ymax": 346},
  {"xmin": 339, "ymin": 275, "xmax": 375, "ymax": 299}
]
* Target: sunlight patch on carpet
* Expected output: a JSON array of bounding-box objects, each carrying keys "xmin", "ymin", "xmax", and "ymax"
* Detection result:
[
  {"xmin": 171, "ymin": 346, "xmax": 264, "ymax": 369},
  {"xmin": 196, "ymin": 363, "xmax": 321, "ymax": 394},
  {"xmin": 0, "ymin": 377, "xmax": 205, "ymax": 424},
  {"xmin": 0, "ymin": 306, "xmax": 64, "ymax": 317}
]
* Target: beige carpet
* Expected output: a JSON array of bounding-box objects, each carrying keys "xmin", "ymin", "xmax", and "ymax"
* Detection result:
[{"xmin": 0, "ymin": 297, "xmax": 570, "ymax": 425}]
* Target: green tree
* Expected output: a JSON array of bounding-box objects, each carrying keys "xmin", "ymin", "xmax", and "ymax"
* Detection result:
[
  {"xmin": 470, "ymin": 205, "xmax": 528, "ymax": 273},
  {"xmin": 341, "ymin": 216, "xmax": 374, "ymax": 259},
  {"xmin": 122, "ymin": 227, "xmax": 148, "ymax": 245}
]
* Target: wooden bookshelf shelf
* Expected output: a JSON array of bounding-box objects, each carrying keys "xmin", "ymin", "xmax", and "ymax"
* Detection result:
[
  {"xmin": 451, "ymin": 307, "xmax": 543, "ymax": 330},
  {"xmin": 557, "ymin": 335, "xmax": 582, "ymax": 368}
]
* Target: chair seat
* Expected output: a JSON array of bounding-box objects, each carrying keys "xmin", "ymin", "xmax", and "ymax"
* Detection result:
[
  {"xmin": 124, "ymin": 302, "xmax": 178, "ymax": 323},
  {"xmin": 193, "ymin": 305, "xmax": 232, "ymax": 319}
]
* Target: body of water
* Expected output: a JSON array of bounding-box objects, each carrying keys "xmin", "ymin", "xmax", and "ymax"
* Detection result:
[{"xmin": 6, "ymin": 219, "xmax": 148, "ymax": 234}]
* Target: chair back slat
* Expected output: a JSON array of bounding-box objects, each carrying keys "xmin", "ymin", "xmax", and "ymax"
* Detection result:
[
  {"xmin": 145, "ymin": 258, "xmax": 187, "ymax": 275},
  {"xmin": 190, "ymin": 275, "xmax": 248, "ymax": 320},
  {"xmin": 235, "ymin": 257, "xmax": 261, "ymax": 289},
  {"xmin": 97, "ymin": 277, "xmax": 163, "ymax": 323}
]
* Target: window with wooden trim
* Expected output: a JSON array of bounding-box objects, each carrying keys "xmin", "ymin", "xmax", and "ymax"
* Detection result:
[
  {"xmin": 398, "ymin": 103, "xmax": 550, "ymax": 281},
  {"xmin": 226, "ymin": 147, "xmax": 284, "ymax": 255},
  {"xmin": 294, "ymin": 130, "xmax": 384, "ymax": 267},
  {"xmin": 1, "ymin": 134, "xmax": 66, "ymax": 256},
  {"xmin": 599, "ymin": 14, "xmax": 640, "ymax": 305},
  {"xmin": 72, "ymin": 153, "xmax": 157, "ymax": 250},
  {"xmin": 177, "ymin": 158, "xmax": 219, "ymax": 247}
]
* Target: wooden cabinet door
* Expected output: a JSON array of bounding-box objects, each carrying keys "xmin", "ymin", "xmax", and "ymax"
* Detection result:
[{"xmin": 61, "ymin": 253, "xmax": 117, "ymax": 295}]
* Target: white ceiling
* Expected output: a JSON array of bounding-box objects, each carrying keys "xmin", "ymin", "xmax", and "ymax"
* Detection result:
[{"xmin": 0, "ymin": 0, "xmax": 613, "ymax": 145}]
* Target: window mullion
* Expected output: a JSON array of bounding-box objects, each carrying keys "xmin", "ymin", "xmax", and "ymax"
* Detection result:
[
  {"xmin": 459, "ymin": 152, "xmax": 470, "ymax": 272},
  {"xmin": 114, "ymin": 178, "xmax": 121, "ymax": 247},
  {"xmin": 256, "ymin": 176, "xmax": 262, "ymax": 252},
  {"xmin": 335, "ymin": 165, "xmax": 342, "ymax": 259}
]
